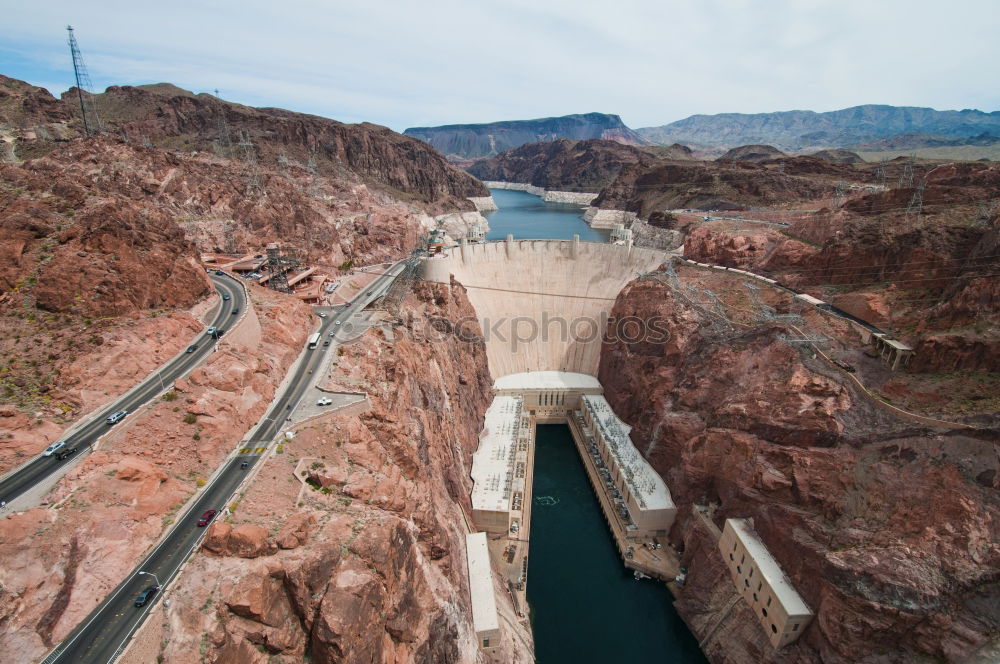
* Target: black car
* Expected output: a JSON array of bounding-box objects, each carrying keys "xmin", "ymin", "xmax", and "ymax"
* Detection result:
[
  {"xmin": 186, "ymin": 345, "xmax": 198, "ymax": 353},
  {"xmin": 55, "ymin": 445, "xmax": 79, "ymax": 461},
  {"xmin": 134, "ymin": 585, "xmax": 159, "ymax": 607},
  {"xmin": 231, "ymin": 308, "xmax": 239, "ymax": 315},
  {"xmin": 222, "ymin": 293, "xmax": 231, "ymax": 301},
  {"xmin": 215, "ymin": 270, "xmax": 224, "ymax": 276}
]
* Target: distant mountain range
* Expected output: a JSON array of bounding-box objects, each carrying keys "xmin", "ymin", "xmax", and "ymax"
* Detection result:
[
  {"xmin": 636, "ymin": 105, "xmax": 1000, "ymax": 152},
  {"xmin": 403, "ymin": 113, "xmax": 648, "ymax": 159}
]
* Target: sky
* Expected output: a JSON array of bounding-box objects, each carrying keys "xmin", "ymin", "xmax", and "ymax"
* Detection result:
[{"xmin": 3, "ymin": 0, "xmax": 999, "ymax": 132}]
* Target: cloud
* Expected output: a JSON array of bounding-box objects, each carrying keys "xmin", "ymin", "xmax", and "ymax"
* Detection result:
[{"xmin": 3, "ymin": 0, "xmax": 998, "ymax": 131}]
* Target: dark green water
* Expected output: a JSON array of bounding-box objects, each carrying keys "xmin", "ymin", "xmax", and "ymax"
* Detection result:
[
  {"xmin": 528, "ymin": 424, "xmax": 707, "ymax": 664},
  {"xmin": 485, "ymin": 188, "xmax": 610, "ymax": 242}
]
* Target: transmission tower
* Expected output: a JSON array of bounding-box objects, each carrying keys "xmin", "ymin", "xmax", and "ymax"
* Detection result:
[
  {"xmin": 873, "ymin": 159, "xmax": 888, "ymax": 188},
  {"xmin": 223, "ymin": 220, "xmax": 240, "ymax": 254},
  {"xmin": 833, "ymin": 182, "xmax": 847, "ymax": 207},
  {"xmin": 264, "ymin": 243, "xmax": 299, "ymax": 293},
  {"xmin": 236, "ymin": 130, "xmax": 264, "ymax": 197},
  {"xmin": 897, "ymin": 157, "xmax": 915, "ymax": 188},
  {"xmin": 906, "ymin": 178, "xmax": 925, "ymax": 217},
  {"xmin": 66, "ymin": 26, "xmax": 102, "ymax": 136},
  {"xmin": 214, "ymin": 90, "xmax": 232, "ymax": 157},
  {"xmin": 744, "ymin": 282, "xmax": 802, "ymax": 324}
]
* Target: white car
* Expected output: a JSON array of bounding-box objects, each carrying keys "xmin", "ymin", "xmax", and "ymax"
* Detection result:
[
  {"xmin": 316, "ymin": 397, "xmax": 333, "ymax": 406},
  {"xmin": 335, "ymin": 321, "xmax": 341, "ymax": 326},
  {"xmin": 43, "ymin": 441, "xmax": 67, "ymax": 457},
  {"xmin": 317, "ymin": 312, "xmax": 327, "ymax": 318}
]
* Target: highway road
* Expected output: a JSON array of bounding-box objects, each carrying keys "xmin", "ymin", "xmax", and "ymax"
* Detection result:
[
  {"xmin": 0, "ymin": 273, "xmax": 246, "ymax": 507},
  {"xmin": 44, "ymin": 262, "xmax": 405, "ymax": 664}
]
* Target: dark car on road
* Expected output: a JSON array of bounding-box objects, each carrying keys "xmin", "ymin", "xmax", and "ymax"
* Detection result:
[
  {"xmin": 215, "ymin": 270, "xmax": 224, "ymax": 276},
  {"xmin": 197, "ymin": 509, "xmax": 219, "ymax": 527},
  {"xmin": 186, "ymin": 345, "xmax": 198, "ymax": 353},
  {"xmin": 56, "ymin": 445, "xmax": 79, "ymax": 461},
  {"xmin": 231, "ymin": 308, "xmax": 239, "ymax": 315},
  {"xmin": 222, "ymin": 293, "xmax": 231, "ymax": 301},
  {"xmin": 134, "ymin": 585, "xmax": 159, "ymax": 607}
]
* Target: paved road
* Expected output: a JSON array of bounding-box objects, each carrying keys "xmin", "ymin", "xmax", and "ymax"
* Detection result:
[
  {"xmin": 0, "ymin": 273, "xmax": 245, "ymax": 507},
  {"xmin": 44, "ymin": 262, "xmax": 404, "ymax": 664}
]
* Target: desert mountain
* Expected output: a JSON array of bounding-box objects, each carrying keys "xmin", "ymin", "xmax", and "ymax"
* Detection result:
[
  {"xmin": 638, "ymin": 104, "xmax": 1000, "ymax": 152},
  {"xmin": 1, "ymin": 78, "xmax": 485, "ymax": 211},
  {"xmin": 404, "ymin": 112, "xmax": 649, "ymax": 159}
]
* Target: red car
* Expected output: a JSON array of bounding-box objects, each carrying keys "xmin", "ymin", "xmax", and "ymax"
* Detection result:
[{"xmin": 197, "ymin": 509, "xmax": 219, "ymax": 527}]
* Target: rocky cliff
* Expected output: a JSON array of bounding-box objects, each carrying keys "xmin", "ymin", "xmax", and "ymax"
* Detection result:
[
  {"xmin": 592, "ymin": 158, "xmax": 848, "ymax": 218},
  {"xmin": 467, "ymin": 138, "xmax": 660, "ymax": 192},
  {"xmin": 123, "ymin": 281, "xmax": 533, "ymax": 664},
  {"xmin": 0, "ymin": 287, "xmax": 314, "ymax": 662},
  {"xmin": 404, "ymin": 112, "xmax": 649, "ymax": 159},
  {"xmin": 598, "ymin": 267, "xmax": 1000, "ymax": 663}
]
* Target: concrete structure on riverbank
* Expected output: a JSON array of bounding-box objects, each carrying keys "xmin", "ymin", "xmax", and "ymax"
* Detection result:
[
  {"xmin": 578, "ymin": 395, "xmax": 675, "ymax": 536},
  {"xmin": 466, "ymin": 532, "xmax": 502, "ymax": 652},
  {"xmin": 719, "ymin": 518, "xmax": 814, "ymax": 648},
  {"xmin": 469, "ymin": 371, "xmax": 680, "ymax": 615}
]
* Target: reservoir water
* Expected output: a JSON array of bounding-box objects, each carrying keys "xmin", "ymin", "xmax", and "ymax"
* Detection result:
[
  {"xmin": 528, "ymin": 424, "xmax": 706, "ymax": 664},
  {"xmin": 484, "ymin": 188, "xmax": 610, "ymax": 242}
]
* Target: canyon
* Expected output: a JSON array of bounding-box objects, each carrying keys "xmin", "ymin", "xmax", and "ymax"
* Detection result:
[{"xmin": 2, "ymin": 67, "xmax": 998, "ymax": 664}]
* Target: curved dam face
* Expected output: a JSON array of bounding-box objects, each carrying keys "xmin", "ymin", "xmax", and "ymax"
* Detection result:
[{"xmin": 422, "ymin": 239, "xmax": 668, "ymax": 378}]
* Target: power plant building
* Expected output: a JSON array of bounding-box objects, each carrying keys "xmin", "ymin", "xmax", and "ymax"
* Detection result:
[
  {"xmin": 719, "ymin": 518, "xmax": 814, "ymax": 648},
  {"xmin": 578, "ymin": 395, "xmax": 676, "ymax": 536},
  {"xmin": 470, "ymin": 396, "xmax": 523, "ymax": 533}
]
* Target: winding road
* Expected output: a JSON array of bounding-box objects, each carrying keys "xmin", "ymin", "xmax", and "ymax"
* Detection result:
[
  {"xmin": 43, "ymin": 262, "xmax": 405, "ymax": 664},
  {"xmin": 0, "ymin": 272, "xmax": 245, "ymax": 508}
]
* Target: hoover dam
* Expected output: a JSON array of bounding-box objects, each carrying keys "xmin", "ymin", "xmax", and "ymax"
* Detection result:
[
  {"xmin": 422, "ymin": 237, "xmax": 667, "ymax": 377},
  {"xmin": 421, "ymin": 233, "xmax": 711, "ymax": 660}
]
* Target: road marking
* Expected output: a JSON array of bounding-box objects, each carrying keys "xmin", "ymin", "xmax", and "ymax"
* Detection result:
[
  {"xmin": 254, "ymin": 447, "xmax": 266, "ymax": 454},
  {"xmin": 238, "ymin": 447, "xmax": 251, "ymax": 454}
]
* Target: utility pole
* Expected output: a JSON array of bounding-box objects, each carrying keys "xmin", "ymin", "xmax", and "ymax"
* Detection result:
[{"xmin": 66, "ymin": 26, "xmax": 102, "ymax": 136}]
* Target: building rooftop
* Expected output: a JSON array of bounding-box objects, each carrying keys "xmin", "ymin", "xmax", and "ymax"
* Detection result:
[
  {"xmin": 493, "ymin": 371, "xmax": 601, "ymax": 391},
  {"xmin": 728, "ymin": 518, "xmax": 812, "ymax": 616},
  {"xmin": 581, "ymin": 395, "xmax": 673, "ymax": 511},
  {"xmin": 471, "ymin": 396, "xmax": 522, "ymax": 513},
  {"xmin": 466, "ymin": 532, "xmax": 500, "ymax": 634}
]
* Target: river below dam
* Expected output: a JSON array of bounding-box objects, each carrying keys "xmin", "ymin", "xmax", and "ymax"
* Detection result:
[
  {"xmin": 528, "ymin": 424, "xmax": 706, "ymax": 664},
  {"xmin": 484, "ymin": 188, "xmax": 610, "ymax": 242}
]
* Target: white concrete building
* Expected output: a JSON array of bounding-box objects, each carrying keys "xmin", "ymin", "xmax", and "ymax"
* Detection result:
[
  {"xmin": 494, "ymin": 371, "xmax": 603, "ymax": 421},
  {"xmin": 465, "ymin": 532, "xmax": 501, "ymax": 651},
  {"xmin": 470, "ymin": 396, "xmax": 523, "ymax": 532},
  {"xmin": 719, "ymin": 518, "xmax": 813, "ymax": 648},
  {"xmin": 578, "ymin": 395, "xmax": 676, "ymax": 536}
]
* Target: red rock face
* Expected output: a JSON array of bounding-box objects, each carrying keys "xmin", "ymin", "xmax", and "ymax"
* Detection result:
[
  {"xmin": 80, "ymin": 83, "xmax": 487, "ymax": 208},
  {"xmin": 599, "ymin": 276, "xmax": 1000, "ymax": 663},
  {"xmin": 138, "ymin": 281, "xmax": 532, "ymax": 664}
]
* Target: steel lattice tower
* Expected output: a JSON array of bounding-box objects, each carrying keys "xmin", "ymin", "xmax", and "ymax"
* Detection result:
[{"xmin": 66, "ymin": 26, "xmax": 102, "ymax": 136}]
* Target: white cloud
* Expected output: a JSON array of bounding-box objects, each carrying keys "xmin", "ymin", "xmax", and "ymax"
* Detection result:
[{"xmin": 3, "ymin": 0, "xmax": 998, "ymax": 131}]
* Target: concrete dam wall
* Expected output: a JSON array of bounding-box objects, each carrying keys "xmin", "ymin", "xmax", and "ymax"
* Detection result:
[{"xmin": 422, "ymin": 239, "xmax": 668, "ymax": 378}]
